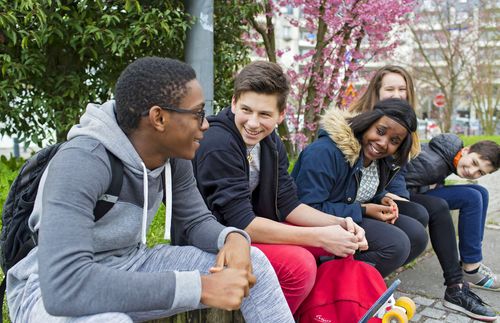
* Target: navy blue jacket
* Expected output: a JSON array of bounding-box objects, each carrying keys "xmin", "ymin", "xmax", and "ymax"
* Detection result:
[
  {"xmin": 291, "ymin": 109, "xmax": 401, "ymax": 223},
  {"xmin": 386, "ymin": 166, "xmax": 410, "ymax": 199},
  {"xmin": 192, "ymin": 108, "xmax": 301, "ymax": 229}
]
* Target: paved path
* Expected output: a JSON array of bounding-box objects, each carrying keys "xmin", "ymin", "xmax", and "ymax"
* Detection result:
[{"xmin": 390, "ymin": 171, "xmax": 500, "ymax": 322}]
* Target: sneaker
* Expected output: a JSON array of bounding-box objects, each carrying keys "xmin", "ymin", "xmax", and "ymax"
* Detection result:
[
  {"xmin": 463, "ymin": 263, "xmax": 500, "ymax": 291},
  {"xmin": 444, "ymin": 283, "xmax": 497, "ymax": 321}
]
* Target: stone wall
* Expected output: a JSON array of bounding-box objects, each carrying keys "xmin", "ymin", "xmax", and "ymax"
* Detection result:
[{"xmin": 146, "ymin": 309, "xmax": 244, "ymax": 323}]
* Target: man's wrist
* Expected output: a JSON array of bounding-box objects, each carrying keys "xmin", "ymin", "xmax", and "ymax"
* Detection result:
[
  {"xmin": 217, "ymin": 227, "xmax": 251, "ymax": 249},
  {"xmin": 226, "ymin": 231, "xmax": 249, "ymax": 244}
]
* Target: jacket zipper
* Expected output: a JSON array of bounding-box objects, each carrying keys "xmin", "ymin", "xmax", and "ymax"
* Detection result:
[
  {"xmin": 353, "ymin": 169, "xmax": 361, "ymax": 203},
  {"xmin": 384, "ymin": 165, "xmax": 401, "ymax": 189},
  {"xmin": 274, "ymin": 150, "xmax": 279, "ymax": 216}
]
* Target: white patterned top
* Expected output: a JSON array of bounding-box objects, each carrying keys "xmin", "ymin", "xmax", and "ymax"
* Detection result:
[{"xmin": 355, "ymin": 160, "xmax": 379, "ymax": 203}]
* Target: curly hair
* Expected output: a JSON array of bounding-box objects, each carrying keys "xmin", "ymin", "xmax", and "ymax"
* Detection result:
[
  {"xmin": 348, "ymin": 98, "xmax": 417, "ymax": 166},
  {"xmin": 115, "ymin": 57, "xmax": 196, "ymax": 134},
  {"xmin": 233, "ymin": 61, "xmax": 290, "ymax": 112}
]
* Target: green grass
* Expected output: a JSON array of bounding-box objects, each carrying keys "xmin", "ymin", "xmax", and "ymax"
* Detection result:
[{"xmin": 459, "ymin": 135, "xmax": 500, "ymax": 146}]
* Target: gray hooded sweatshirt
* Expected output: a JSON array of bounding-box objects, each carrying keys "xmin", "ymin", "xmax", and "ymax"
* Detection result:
[{"xmin": 6, "ymin": 101, "xmax": 247, "ymax": 318}]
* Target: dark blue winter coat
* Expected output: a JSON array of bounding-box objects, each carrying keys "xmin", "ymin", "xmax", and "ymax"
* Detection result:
[{"xmin": 291, "ymin": 109, "xmax": 401, "ymax": 223}]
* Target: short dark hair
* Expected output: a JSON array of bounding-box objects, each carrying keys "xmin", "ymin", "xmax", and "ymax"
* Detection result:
[
  {"xmin": 233, "ymin": 61, "xmax": 290, "ymax": 112},
  {"xmin": 348, "ymin": 98, "xmax": 417, "ymax": 166},
  {"xmin": 115, "ymin": 57, "xmax": 196, "ymax": 134},
  {"xmin": 469, "ymin": 140, "xmax": 500, "ymax": 172}
]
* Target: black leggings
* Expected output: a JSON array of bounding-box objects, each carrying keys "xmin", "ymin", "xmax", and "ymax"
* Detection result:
[
  {"xmin": 409, "ymin": 193, "xmax": 463, "ymax": 286},
  {"xmin": 355, "ymin": 207, "xmax": 428, "ymax": 277}
]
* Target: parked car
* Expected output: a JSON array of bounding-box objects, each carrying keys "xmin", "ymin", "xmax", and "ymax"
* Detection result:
[
  {"xmin": 451, "ymin": 117, "xmax": 481, "ymax": 135},
  {"xmin": 417, "ymin": 118, "xmax": 442, "ymax": 139}
]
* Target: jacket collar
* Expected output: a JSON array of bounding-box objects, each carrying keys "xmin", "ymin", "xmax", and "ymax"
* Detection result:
[{"xmin": 320, "ymin": 108, "xmax": 361, "ymax": 167}]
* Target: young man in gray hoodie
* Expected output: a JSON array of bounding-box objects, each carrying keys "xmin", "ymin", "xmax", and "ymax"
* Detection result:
[{"xmin": 6, "ymin": 57, "xmax": 294, "ymax": 322}]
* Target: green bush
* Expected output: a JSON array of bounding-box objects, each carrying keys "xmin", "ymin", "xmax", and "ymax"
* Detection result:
[
  {"xmin": 0, "ymin": 156, "xmax": 23, "ymax": 214},
  {"xmin": 0, "ymin": 156, "xmax": 23, "ymax": 322}
]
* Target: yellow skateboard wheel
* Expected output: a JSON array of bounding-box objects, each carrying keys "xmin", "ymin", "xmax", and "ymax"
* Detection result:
[
  {"xmin": 395, "ymin": 296, "xmax": 416, "ymax": 319},
  {"xmin": 382, "ymin": 307, "xmax": 408, "ymax": 323}
]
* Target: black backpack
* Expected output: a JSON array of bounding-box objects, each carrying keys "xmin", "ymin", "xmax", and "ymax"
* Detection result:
[{"xmin": 0, "ymin": 142, "xmax": 123, "ymax": 319}]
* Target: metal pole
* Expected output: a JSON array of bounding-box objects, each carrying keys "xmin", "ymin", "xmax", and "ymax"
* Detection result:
[
  {"xmin": 13, "ymin": 137, "xmax": 20, "ymax": 158},
  {"xmin": 184, "ymin": 0, "xmax": 214, "ymax": 116}
]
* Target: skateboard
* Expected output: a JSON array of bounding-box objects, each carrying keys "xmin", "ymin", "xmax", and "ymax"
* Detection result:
[{"xmin": 358, "ymin": 279, "xmax": 416, "ymax": 323}]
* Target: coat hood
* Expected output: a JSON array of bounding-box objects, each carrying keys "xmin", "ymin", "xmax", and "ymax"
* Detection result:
[
  {"xmin": 320, "ymin": 108, "xmax": 361, "ymax": 167},
  {"xmin": 208, "ymin": 107, "xmax": 245, "ymax": 142},
  {"xmin": 67, "ymin": 100, "xmax": 164, "ymax": 178},
  {"xmin": 67, "ymin": 100, "xmax": 170, "ymax": 243}
]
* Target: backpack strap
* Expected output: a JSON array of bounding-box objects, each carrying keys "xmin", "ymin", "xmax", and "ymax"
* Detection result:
[{"xmin": 93, "ymin": 150, "xmax": 123, "ymax": 221}]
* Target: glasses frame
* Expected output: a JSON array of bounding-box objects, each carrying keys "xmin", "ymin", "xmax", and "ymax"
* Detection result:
[{"xmin": 142, "ymin": 105, "xmax": 205, "ymax": 126}]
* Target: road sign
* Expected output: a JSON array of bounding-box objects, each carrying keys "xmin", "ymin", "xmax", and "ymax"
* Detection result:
[{"xmin": 433, "ymin": 93, "xmax": 446, "ymax": 108}]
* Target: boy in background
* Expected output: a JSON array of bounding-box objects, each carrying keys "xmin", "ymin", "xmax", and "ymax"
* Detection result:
[{"xmin": 405, "ymin": 133, "xmax": 500, "ymax": 291}]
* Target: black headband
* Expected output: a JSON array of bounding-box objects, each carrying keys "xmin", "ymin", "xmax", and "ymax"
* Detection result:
[{"xmin": 373, "ymin": 99, "xmax": 417, "ymax": 133}]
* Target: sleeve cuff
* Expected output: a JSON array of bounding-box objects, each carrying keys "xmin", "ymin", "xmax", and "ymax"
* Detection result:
[
  {"xmin": 217, "ymin": 227, "xmax": 251, "ymax": 250},
  {"xmin": 172, "ymin": 270, "xmax": 202, "ymax": 309}
]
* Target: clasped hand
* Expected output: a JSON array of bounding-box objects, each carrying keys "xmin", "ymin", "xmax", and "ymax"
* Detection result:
[
  {"xmin": 317, "ymin": 217, "xmax": 368, "ymax": 257},
  {"xmin": 200, "ymin": 232, "xmax": 256, "ymax": 311}
]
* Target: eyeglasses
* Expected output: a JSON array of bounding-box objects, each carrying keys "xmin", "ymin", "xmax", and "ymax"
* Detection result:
[{"xmin": 142, "ymin": 104, "xmax": 206, "ymax": 126}]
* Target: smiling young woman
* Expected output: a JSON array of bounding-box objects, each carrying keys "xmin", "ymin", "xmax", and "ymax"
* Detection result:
[{"xmin": 292, "ymin": 98, "xmax": 428, "ymax": 278}]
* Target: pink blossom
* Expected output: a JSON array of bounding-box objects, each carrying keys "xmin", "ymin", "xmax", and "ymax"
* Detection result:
[{"xmin": 245, "ymin": 0, "xmax": 417, "ymax": 151}]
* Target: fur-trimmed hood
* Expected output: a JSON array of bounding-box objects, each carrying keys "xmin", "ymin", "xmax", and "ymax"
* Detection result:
[{"xmin": 320, "ymin": 108, "xmax": 360, "ymax": 167}]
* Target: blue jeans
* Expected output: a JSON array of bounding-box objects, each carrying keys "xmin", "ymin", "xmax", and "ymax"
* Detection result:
[{"xmin": 424, "ymin": 184, "xmax": 488, "ymax": 264}]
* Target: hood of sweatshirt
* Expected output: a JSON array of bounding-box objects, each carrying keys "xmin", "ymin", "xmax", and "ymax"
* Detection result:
[
  {"xmin": 208, "ymin": 107, "xmax": 246, "ymax": 145},
  {"xmin": 68, "ymin": 100, "xmax": 164, "ymax": 177},
  {"xmin": 320, "ymin": 108, "xmax": 361, "ymax": 167},
  {"xmin": 67, "ymin": 100, "xmax": 171, "ymax": 243}
]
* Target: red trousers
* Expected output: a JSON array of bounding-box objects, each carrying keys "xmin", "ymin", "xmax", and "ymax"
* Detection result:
[{"xmin": 252, "ymin": 243, "xmax": 331, "ymax": 314}]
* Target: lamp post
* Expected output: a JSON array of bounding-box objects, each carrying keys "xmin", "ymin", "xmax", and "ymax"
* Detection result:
[{"xmin": 184, "ymin": 0, "xmax": 214, "ymax": 116}]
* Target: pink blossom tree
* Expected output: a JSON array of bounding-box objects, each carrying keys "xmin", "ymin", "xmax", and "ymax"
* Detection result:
[{"xmin": 245, "ymin": 0, "xmax": 416, "ymax": 157}]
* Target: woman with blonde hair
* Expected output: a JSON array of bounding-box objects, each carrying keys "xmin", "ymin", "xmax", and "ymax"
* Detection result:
[
  {"xmin": 350, "ymin": 65, "xmax": 420, "ymax": 158},
  {"xmin": 350, "ymin": 65, "xmax": 416, "ymax": 113}
]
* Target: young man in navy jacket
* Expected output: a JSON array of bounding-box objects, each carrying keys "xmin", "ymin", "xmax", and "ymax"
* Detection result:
[{"xmin": 193, "ymin": 61, "xmax": 367, "ymax": 314}]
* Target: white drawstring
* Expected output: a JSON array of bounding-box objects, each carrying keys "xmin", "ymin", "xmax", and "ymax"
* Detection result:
[
  {"xmin": 140, "ymin": 162, "xmax": 149, "ymax": 245},
  {"xmin": 164, "ymin": 160, "xmax": 172, "ymax": 240}
]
